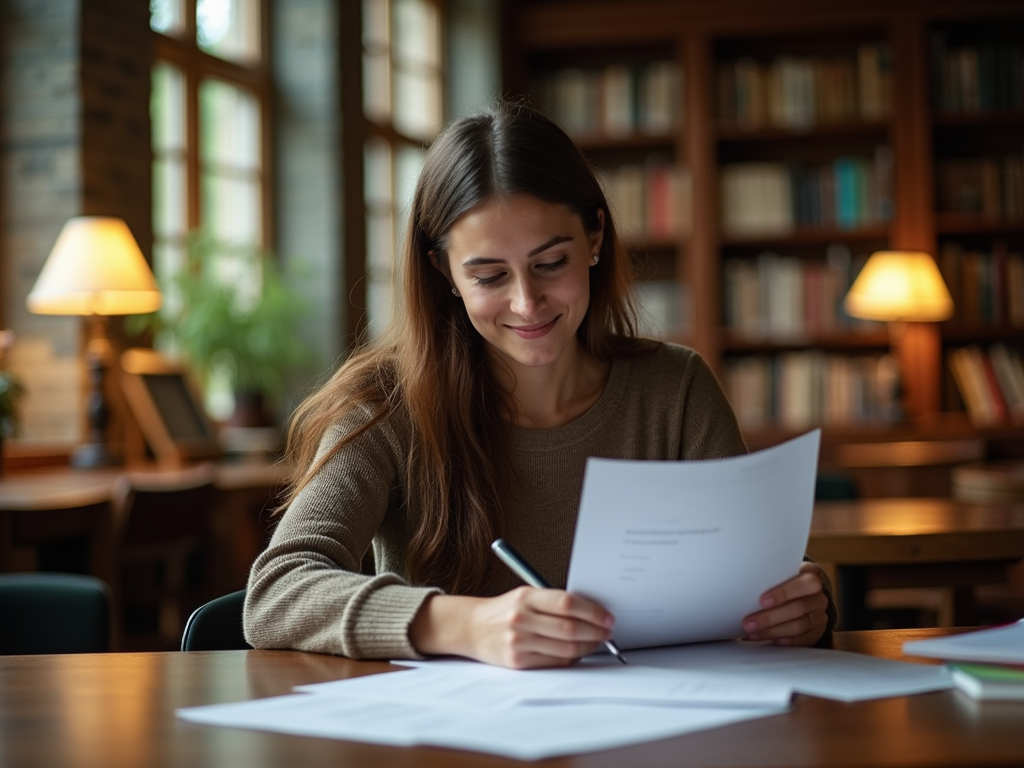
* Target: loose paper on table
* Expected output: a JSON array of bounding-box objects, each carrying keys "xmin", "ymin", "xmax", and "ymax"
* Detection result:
[
  {"xmin": 567, "ymin": 429, "xmax": 821, "ymax": 649},
  {"xmin": 903, "ymin": 619, "xmax": 1024, "ymax": 665}
]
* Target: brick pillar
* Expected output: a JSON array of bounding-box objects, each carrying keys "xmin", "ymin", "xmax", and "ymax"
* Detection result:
[{"xmin": 0, "ymin": 0, "xmax": 151, "ymax": 444}]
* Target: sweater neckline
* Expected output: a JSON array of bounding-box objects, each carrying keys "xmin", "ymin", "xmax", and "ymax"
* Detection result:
[{"xmin": 505, "ymin": 356, "xmax": 629, "ymax": 451}]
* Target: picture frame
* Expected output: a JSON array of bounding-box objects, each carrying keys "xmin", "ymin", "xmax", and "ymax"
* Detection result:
[{"xmin": 120, "ymin": 348, "xmax": 222, "ymax": 465}]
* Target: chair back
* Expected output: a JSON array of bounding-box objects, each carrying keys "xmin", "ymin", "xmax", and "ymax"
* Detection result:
[
  {"xmin": 181, "ymin": 589, "xmax": 251, "ymax": 651},
  {"xmin": 112, "ymin": 463, "xmax": 218, "ymax": 649},
  {"xmin": 113, "ymin": 463, "xmax": 218, "ymax": 549},
  {"xmin": 0, "ymin": 573, "xmax": 110, "ymax": 654}
]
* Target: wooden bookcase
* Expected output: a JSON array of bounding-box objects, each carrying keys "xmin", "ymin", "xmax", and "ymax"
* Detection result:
[{"xmin": 503, "ymin": 0, "xmax": 1024, "ymax": 449}]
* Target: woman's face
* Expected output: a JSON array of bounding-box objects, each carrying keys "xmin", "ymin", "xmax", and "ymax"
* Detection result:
[{"xmin": 439, "ymin": 194, "xmax": 603, "ymax": 373}]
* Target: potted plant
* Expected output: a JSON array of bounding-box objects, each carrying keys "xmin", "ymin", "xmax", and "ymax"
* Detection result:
[
  {"xmin": 0, "ymin": 330, "xmax": 26, "ymax": 474},
  {"xmin": 135, "ymin": 232, "xmax": 312, "ymax": 427}
]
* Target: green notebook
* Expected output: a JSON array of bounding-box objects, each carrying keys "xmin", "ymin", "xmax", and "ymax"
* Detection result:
[{"xmin": 948, "ymin": 662, "xmax": 1024, "ymax": 701}]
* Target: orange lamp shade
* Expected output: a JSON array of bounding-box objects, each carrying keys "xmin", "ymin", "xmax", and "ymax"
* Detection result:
[{"xmin": 843, "ymin": 250, "xmax": 954, "ymax": 323}]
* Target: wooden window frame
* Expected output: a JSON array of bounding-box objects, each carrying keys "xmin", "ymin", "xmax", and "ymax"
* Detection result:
[{"xmin": 152, "ymin": 0, "xmax": 274, "ymax": 250}]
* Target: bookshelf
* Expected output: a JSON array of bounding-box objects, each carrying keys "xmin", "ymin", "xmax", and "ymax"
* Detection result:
[
  {"xmin": 504, "ymin": 0, "xmax": 1024, "ymax": 446},
  {"xmin": 928, "ymin": 17, "xmax": 1024, "ymax": 428}
]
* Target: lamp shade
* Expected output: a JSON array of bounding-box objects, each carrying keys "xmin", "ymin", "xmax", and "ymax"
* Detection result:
[
  {"xmin": 843, "ymin": 250, "xmax": 954, "ymax": 323},
  {"xmin": 27, "ymin": 216, "xmax": 162, "ymax": 316}
]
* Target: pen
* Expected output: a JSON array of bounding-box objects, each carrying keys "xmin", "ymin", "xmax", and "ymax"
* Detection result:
[{"xmin": 490, "ymin": 538, "xmax": 628, "ymax": 665}]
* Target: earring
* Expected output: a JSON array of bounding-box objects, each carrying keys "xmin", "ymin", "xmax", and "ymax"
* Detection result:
[
  {"xmin": 591, "ymin": 253, "xmax": 600, "ymax": 265},
  {"xmin": 451, "ymin": 287, "xmax": 460, "ymax": 297}
]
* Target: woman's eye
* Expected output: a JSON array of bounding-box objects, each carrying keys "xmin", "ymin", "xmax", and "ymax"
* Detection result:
[
  {"xmin": 537, "ymin": 256, "xmax": 570, "ymax": 272},
  {"xmin": 473, "ymin": 272, "xmax": 505, "ymax": 286}
]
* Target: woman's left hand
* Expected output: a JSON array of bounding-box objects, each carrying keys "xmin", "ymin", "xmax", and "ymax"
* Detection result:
[{"xmin": 742, "ymin": 562, "xmax": 829, "ymax": 647}]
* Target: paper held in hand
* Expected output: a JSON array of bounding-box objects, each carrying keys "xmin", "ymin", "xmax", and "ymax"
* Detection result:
[{"xmin": 566, "ymin": 429, "xmax": 821, "ymax": 650}]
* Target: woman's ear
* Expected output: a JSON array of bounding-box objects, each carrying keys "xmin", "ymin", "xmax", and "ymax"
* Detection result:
[{"xmin": 429, "ymin": 249, "xmax": 456, "ymax": 292}]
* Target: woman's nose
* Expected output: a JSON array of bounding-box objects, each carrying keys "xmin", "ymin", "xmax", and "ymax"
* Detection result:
[{"xmin": 509, "ymin": 275, "xmax": 542, "ymax": 317}]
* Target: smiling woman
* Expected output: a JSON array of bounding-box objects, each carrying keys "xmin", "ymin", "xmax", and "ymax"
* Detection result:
[{"xmin": 244, "ymin": 102, "xmax": 837, "ymax": 669}]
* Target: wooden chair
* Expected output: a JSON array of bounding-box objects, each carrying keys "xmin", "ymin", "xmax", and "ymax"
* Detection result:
[{"xmin": 111, "ymin": 463, "xmax": 218, "ymax": 650}]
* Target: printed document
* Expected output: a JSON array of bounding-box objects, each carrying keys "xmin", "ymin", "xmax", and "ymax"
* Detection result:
[{"xmin": 567, "ymin": 429, "xmax": 821, "ymax": 649}]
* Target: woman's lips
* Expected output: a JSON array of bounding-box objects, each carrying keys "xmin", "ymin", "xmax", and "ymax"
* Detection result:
[{"xmin": 507, "ymin": 316, "xmax": 558, "ymax": 339}]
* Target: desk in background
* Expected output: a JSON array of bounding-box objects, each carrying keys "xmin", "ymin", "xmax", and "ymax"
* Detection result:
[
  {"xmin": 0, "ymin": 460, "xmax": 289, "ymax": 595},
  {"xmin": 809, "ymin": 498, "xmax": 1024, "ymax": 628},
  {"xmin": 2, "ymin": 628, "xmax": 1022, "ymax": 768}
]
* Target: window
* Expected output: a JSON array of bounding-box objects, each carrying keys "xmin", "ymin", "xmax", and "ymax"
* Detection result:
[
  {"xmin": 362, "ymin": 0, "xmax": 444, "ymax": 337},
  {"xmin": 150, "ymin": 0, "xmax": 268, "ymax": 302},
  {"xmin": 150, "ymin": 0, "xmax": 269, "ymax": 415}
]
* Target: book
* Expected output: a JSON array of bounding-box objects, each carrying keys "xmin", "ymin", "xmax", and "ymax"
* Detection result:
[{"xmin": 948, "ymin": 662, "xmax": 1024, "ymax": 701}]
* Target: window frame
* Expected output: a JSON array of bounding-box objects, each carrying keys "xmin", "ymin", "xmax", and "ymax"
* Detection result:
[
  {"xmin": 152, "ymin": 0, "xmax": 274, "ymax": 251},
  {"xmin": 361, "ymin": 0, "xmax": 446, "ymax": 339}
]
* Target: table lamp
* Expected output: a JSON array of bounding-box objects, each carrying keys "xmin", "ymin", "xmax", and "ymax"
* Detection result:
[
  {"xmin": 843, "ymin": 250, "xmax": 954, "ymax": 419},
  {"xmin": 27, "ymin": 216, "xmax": 162, "ymax": 467}
]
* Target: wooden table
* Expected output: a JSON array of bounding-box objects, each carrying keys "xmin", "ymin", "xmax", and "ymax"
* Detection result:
[
  {"xmin": 808, "ymin": 498, "xmax": 1024, "ymax": 628},
  {"xmin": 0, "ymin": 460, "xmax": 289, "ymax": 592},
  {"xmin": 2, "ymin": 628, "xmax": 1022, "ymax": 768}
]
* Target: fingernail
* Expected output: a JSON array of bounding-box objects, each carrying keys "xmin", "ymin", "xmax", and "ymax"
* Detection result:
[
  {"xmin": 760, "ymin": 596, "xmax": 775, "ymax": 608},
  {"xmin": 744, "ymin": 620, "xmax": 758, "ymax": 632}
]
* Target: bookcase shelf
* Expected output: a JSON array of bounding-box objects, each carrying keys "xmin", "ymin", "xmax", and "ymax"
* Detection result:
[
  {"xmin": 722, "ymin": 330, "xmax": 890, "ymax": 353},
  {"xmin": 720, "ymin": 226, "xmax": 891, "ymax": 248},
  {"xmin": 505, "ymin": 0, "xmax": 1024, "ymax": 443},
  {"xmin": 935, "ymin": 215, "xmax": 1024, "ymax": 235},
  {"xmin": 716, "ymin": 122, "xmax": 890, "ymax": 142},
  {"xmin": 932, "ymin": 111, "xmax": 1024, "ymax": 128}
]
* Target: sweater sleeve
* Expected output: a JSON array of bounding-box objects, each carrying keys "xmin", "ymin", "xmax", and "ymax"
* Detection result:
[{"xmin": 243, "ymin": 413, "xmax": 441, "ymax": 659}]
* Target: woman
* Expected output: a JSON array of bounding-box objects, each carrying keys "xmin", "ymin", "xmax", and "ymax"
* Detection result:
[{"xmin": 244, "ymin": 102, "xmax": 836, "ymax": 668}]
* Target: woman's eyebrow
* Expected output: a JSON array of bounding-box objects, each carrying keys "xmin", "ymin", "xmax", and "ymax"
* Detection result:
[
  {"xmin": 461, "ymin": 235, "xmax": 574, "ymax": 267},
  {"xmin": 529, "ymin": 235, "xmax": 573, "ymax": 256}
]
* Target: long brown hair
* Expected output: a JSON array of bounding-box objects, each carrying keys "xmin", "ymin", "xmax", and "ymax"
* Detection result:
[{"xmin": 283, "ymin": 101, "xmax": 650, "ymax": 593}]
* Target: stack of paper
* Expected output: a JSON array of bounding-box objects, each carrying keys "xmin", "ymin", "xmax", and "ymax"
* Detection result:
[
  {"xmin": 903, "ymin": 620, "xmax": 1024, "ymax": 701},
  {"xmin": 178, "ymin": 660, "xmax": 792, "ymax": 760},
  {"xmin": 177, "ymin": 642, "xmax": 953, "ymax": 759}
]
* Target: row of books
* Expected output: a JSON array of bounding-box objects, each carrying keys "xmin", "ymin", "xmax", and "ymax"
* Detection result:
[
  {"xmin": 725, "ymin": 351, "xmax": 901, "ymax": 431},
  {"xmin": 929, "ymin": 34, "xmax": 1024, "ymax": 113},
  {"xmin": 938, "ymin": 241, "xmax": 1024, "ymax": 327},
  {"xmin": 722, "ymin": 246, "xmax": 881, "ymax": 340},
  {"xmin": 720, "ymin": 150, "xmax": 894, "ymax": 236},
  {"xmin": 948, "ymin": 343, "xmax": 1024, "ymax": 427},
  {"xmin": 716, "ymin": 44, "xmax": 892, "ymax": 128},
  {"xmin": 598, "ymin": 162, "xmax": 692, "ymax": 241},
  {"xmin": 935, "ymin": 155, "xmax": 1024, "ymax": 219},
  {"xmin": 533, "ymin": 60, "xmax": 682, "ymax": 138}
]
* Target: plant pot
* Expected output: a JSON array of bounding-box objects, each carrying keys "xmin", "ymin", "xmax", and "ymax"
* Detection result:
[{"xmin": 226, "ymin": 390, "xmax": 273, "ymax": 428}]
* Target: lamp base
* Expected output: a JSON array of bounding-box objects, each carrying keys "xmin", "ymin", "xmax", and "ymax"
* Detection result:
[{"xmin": 71, "ymin": 442, "xmax": 121, "ymax": 469}]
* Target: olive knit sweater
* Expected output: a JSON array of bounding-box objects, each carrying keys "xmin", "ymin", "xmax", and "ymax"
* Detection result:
[{"xmin": 244, "ymin": 343, "xmax": 837, "ymax": 658}]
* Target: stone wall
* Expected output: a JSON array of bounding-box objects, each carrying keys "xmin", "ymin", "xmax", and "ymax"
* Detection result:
[{"xmin": 0, "ymin": 0, "xmax": 151, "ymax": 443}]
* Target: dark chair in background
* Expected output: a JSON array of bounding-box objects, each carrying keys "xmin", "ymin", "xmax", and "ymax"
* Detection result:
[
  {"xmin": 181, "ymin": 588, "xmax": 251, "ymax": 651},
  {"xmin": 0, "ymin": 573, "xmax": 111, "ymax": 654},
  {"xmin": 112, "ymin": 464, "xmax": 218, "ymax": 650}
]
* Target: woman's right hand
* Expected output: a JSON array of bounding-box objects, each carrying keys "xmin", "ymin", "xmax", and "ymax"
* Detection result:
[{"xmin": 409, "ymin": 588, "xmax": 615, "ymax": 669}]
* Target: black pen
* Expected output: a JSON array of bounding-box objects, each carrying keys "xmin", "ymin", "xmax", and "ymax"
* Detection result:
[{"xmin": 491, "ymin": 538, "xmax": 628, "ymax": 665}]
